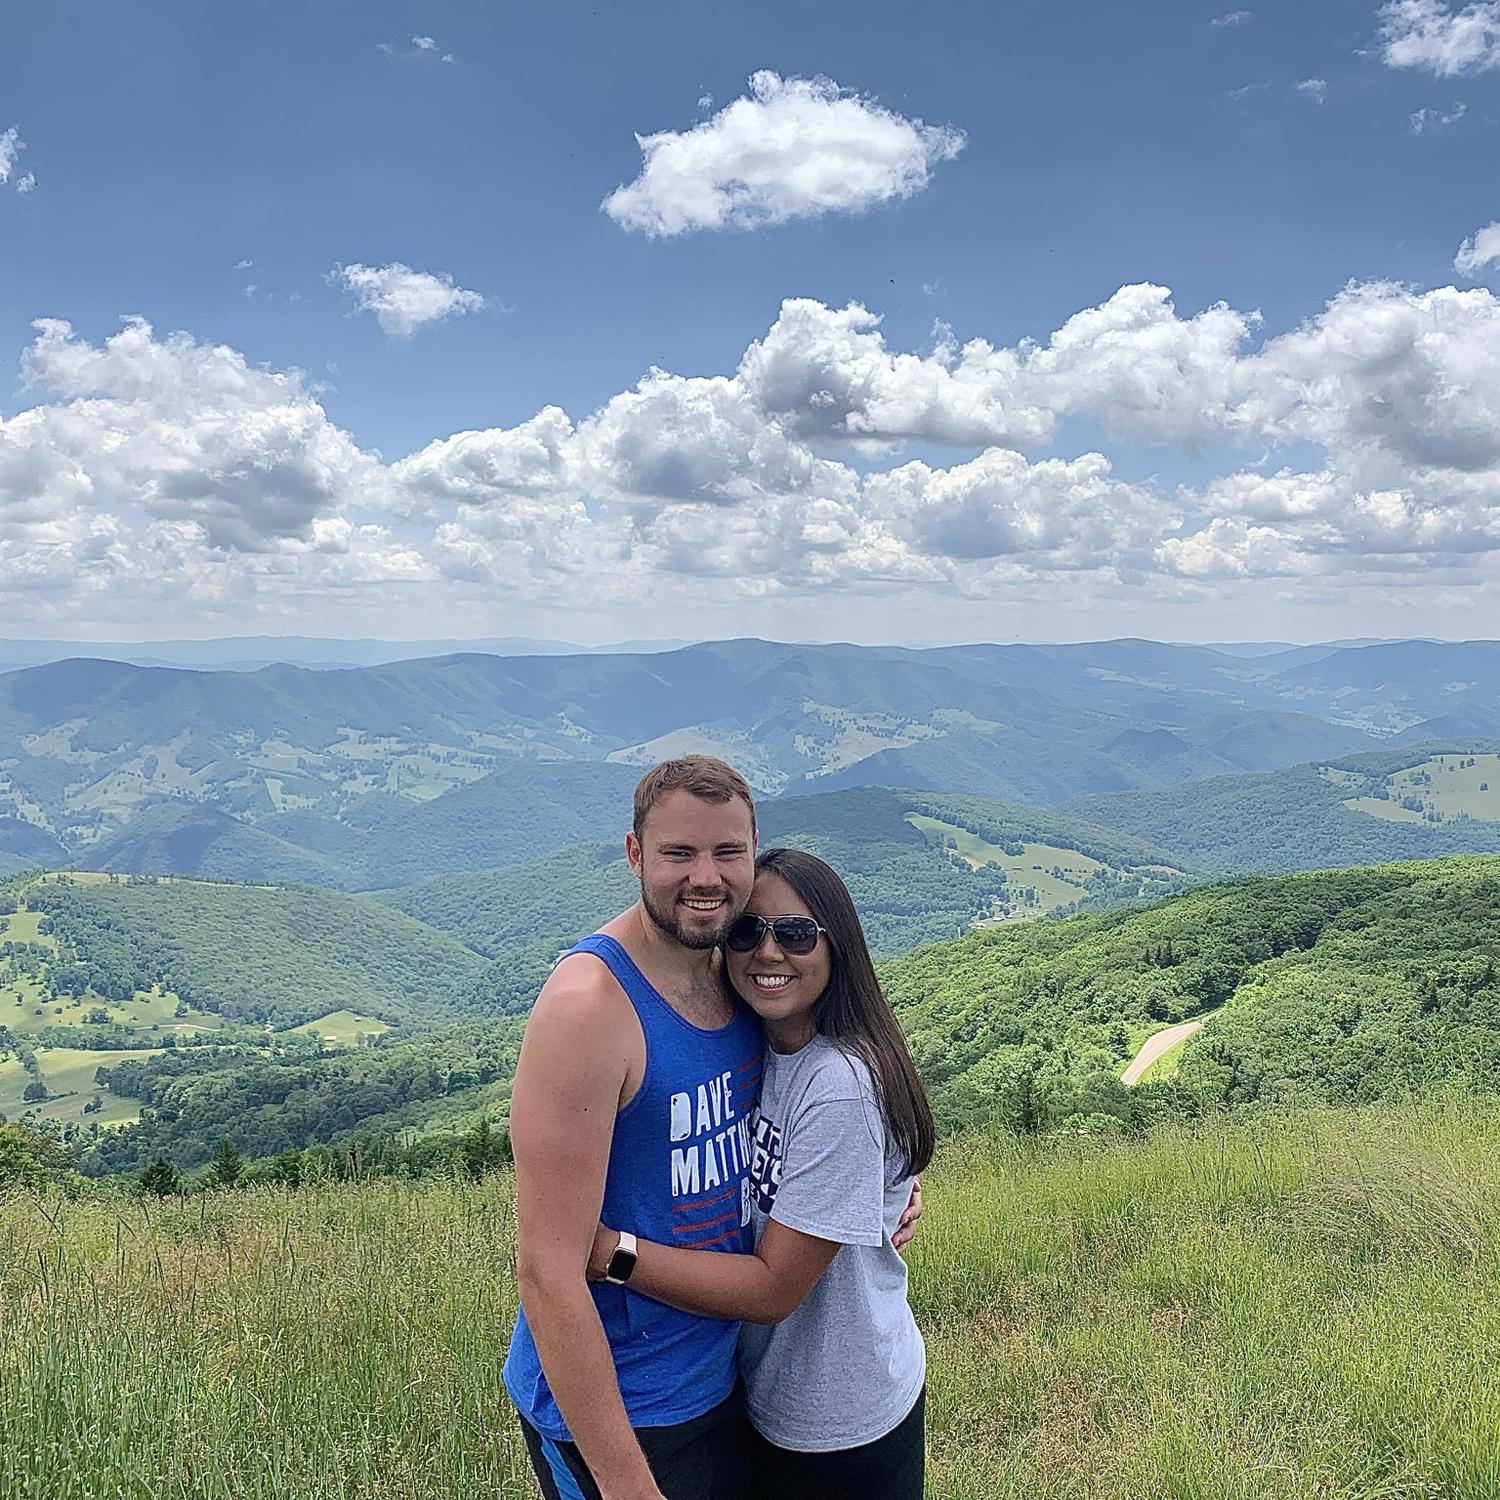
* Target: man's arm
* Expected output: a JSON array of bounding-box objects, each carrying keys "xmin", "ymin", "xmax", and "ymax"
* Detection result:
[
  {"xmin": 511, "ymin": 967, "xmax": 662, "ymax": 1500},
  {"xmin": 590, "ymin": 1218, "xmax": 840, "ymax": 1325}
]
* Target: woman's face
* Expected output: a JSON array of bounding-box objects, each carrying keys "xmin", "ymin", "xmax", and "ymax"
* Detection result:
[{"xmin": 724, "ymin": 870, "xmax": 832, "ymax": 1036}]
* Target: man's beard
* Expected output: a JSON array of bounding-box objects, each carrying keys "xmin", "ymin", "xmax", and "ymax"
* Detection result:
[{"xmin": 641, "ymin": 880, "xmax": 737, "ymax": 950}]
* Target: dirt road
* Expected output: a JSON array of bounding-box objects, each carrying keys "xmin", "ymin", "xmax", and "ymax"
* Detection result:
[{"xmin": 1121, "ymin": 1019, "xmax": 1204, "ymax": 1086}]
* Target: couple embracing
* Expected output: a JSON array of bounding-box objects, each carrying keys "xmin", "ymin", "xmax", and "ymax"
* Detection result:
[{"xmin": 504, "ymin": 756, "xmax": 933, "ymax": 1500}]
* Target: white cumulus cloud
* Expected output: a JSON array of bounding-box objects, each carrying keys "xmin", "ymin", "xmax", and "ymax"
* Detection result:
[
  {"xmin": 738, "ymin": 298, "xmax": 1054, "ymax": 449},
  {"xmin": 577, "ymin": 370, "xmax": 828, "ymax": 510},
  {"xmin": 602, "ymin": 71, "xmax": 966, "ymax": 237},
  {"xmin": 332, "ymin": 262, "xmax": 486, "ymax": 339},
  {"xmin": 14, "ymin": 276, "xmax": 1500, "ymax": 628},
  {"xmin": 392, "ymin": 407, "xmax": 579, "ymax": 513},
  {"xmin": 3, "ymin": 317, "xmax": 379, "ymax": 551},
  {"xmin": 1455, "ymin": 221, "xmax": 1500, "ymax": 276},
  {"xmin": 1379, "ymin": 0, "xmax": 1500, "ymax": 75},
  {"xmin": 866, "ymin": 449, "xmax": 1177, "ymax": 570}
]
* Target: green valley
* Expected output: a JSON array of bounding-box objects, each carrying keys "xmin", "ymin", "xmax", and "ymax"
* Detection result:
[{"xmin": 7, "ymin": 847, "xmax": 1500, "ymax": 1183}]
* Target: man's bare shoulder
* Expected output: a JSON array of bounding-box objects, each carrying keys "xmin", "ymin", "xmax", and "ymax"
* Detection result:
[{"xmin": 526, "ymin": 945, "xmax": 633, "ymax": 1037}]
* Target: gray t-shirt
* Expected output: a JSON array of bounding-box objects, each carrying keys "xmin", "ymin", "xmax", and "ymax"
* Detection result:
[{"xmin": 737, "ymin": 1035, "xmax": 925, "ymax": 1452}]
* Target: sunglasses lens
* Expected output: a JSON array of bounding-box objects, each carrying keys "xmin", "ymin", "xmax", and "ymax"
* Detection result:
[
  {"xmin": 773, "ymin": 917, "xmax": 820, "ymax": 954},
  {"xmin": 725, "ymin": 914, "xmax": 765, "ymax": 952}
]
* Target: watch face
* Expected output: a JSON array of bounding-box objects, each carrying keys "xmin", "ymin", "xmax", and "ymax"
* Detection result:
[{"xmin": 607, "ymin": 1246, "xmax": 638, "ymax": 1283}]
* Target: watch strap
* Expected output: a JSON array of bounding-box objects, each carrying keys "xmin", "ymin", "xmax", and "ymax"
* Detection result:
[{"xmin": 604, "ymin": 1230, "xmax": 638, "ymax": 1285}]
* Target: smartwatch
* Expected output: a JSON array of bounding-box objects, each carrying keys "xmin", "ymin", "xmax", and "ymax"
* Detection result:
[{"xmin": 604, "ymin": 1230, "xmax": 638, "ymax": 1285}]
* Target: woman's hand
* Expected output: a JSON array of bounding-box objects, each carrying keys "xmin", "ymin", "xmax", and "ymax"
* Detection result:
[
  {"xmin": 892, "ymin": 1177, "xmax": 922, "ymax": 1254},
  {"xmin": 587, "ymin": 1223, "xmax": 619, "ymax": 1282}
]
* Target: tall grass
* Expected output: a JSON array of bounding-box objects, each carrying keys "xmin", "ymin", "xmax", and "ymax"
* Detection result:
[
  {"xmin": 0, "ymin": 1178, "xmax": 530, "ymax": 1499},
  {"xmin": 4, "ymin": 1096, "xmax": 1499, "ymax": 1497},
  {"xmin": 915, "ymin": 1094, "xmax": 1500, "ymax": 1498}
]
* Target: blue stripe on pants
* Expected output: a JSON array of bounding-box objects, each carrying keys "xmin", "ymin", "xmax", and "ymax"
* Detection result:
[{"xmin": 539, "ymin": 1436, "xmax": 589, "ymax": 1500}]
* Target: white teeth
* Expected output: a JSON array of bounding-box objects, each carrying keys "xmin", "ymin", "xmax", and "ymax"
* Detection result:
[
  {"xmin": 683, "ymin": 898, "xmax": 723, "ymax": 910},
  {"xmin": 752, "ymin": 975, "xmax": 793, "ymax": 989}
]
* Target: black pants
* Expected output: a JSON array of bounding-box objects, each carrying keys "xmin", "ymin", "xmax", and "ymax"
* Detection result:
[
  {"xmin": 747, "ymin": 1386, "xmax": 925, "ymax": 1500},
  {"xmin": 519, "ymin": 1386, "xmax": 752, "ymax": 1500}
]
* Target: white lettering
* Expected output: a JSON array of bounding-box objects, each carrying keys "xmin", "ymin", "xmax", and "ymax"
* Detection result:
[{"xmin": 671, "ymin": 1147, "xmax": 700, "ymax": 1197}]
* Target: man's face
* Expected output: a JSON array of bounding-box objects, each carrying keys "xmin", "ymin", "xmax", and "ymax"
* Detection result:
[{"xmin": 627, "ymin": 789, "xmax": 757, "ymax": 950}]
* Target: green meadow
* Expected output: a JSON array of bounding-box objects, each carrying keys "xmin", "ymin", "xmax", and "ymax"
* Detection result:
[
  {"xmin": 1342, "ymin": 753, "xmax": 1500, "ymax": 826},
  {"xmin": 904, "ymin": 813, "xmax": 1110, "ymax": 919},
  {"xmin": 285, "ymin": 1010, "xmax": 393, "ymax": 1047},
  {"xmin": 0, "ymin": 1046, "xmax": 157, "ymax": 1126},
  {"xmin": 4, "ymin": 1095, "xmax": 1498, "ymax": 1499}
]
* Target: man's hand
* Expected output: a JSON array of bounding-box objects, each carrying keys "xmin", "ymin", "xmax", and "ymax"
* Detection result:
[{"xmin": 892, "ymin": 1176, "xmax": 922, "ymax": 1254}]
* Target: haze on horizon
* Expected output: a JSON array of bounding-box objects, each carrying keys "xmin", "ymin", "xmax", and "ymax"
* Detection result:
[{"xmin": 5, "ymin": 1, "xmax": 1500, "ymax": 646}]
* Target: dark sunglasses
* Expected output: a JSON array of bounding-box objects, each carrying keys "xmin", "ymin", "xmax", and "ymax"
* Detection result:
[{"xmin": 725, "ymin": 913, "xmax": 827, "ymax": 956}]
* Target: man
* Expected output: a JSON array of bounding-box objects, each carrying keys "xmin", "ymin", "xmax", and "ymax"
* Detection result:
[{"xmin": 504, "ymin": 756, "xmax": 764, "ymax": 1500}]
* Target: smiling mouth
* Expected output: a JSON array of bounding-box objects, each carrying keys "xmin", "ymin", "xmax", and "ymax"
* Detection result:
[
  {"xmin": 681, "ymin": 897, "xmax": 726, "ymax": 912},
  {"xmin": 749, "ymin": 974, "xmax": 794, "ymax": 992}
]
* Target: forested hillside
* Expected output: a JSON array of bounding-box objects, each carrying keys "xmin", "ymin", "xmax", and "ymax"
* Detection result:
[
  {"xmin": 83, "ymin": 803, "xmax": 350, "ymax": 887},
  {"xmin": 1068, "ymin": 740, "xmax": 1500, "ymax": 874},
  {"xmin": 10, "ymin": 640, "xmax": 1500, "ymax": 894},
  {"xmin": 882, "ymin": 855, "xmax": 1500, "ymax": 1133},
  {"xmin": 0, "ymin": 636, "xmax": 1413, "ymax": 878},
  {"xmin": 74, "ymin": 1021, "xmax": 524, "ymax": 1175},
  {"xmin": 9, "ymin": 853, "xmax": 1497, "ymax": 1183},
  {"xmin": 25, "ymin": 878, "xmax": 498, "ymax": 1027}
]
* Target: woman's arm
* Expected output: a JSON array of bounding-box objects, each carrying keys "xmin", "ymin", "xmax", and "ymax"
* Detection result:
[{"xmin": 589, "ymin": 1219, "xmax": 840, "ymax": 1325}]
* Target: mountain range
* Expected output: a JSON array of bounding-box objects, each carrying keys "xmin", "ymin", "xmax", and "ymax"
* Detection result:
[
  {"xmin": 6, "ymin": 636, "xmax": 1500, "ymax": 882},
  {"xmin": 0, "ymin": 635, "xmax": 690, "ymax": 673}
]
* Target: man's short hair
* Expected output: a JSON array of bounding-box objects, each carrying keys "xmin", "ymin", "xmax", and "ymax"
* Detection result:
[{"xmin": 632, "ymin": 756, "xmax": 757, "ymax": 842}]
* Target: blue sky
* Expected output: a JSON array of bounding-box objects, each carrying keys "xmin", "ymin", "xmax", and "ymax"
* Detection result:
[{"xmin": 3, "ymin": 0, "xmax": 1499, "ymax": 644}]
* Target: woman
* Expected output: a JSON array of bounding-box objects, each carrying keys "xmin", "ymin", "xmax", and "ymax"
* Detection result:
[{"xmin": 590, "ymin": 847, "xmax": 934, "ymax": 1499}]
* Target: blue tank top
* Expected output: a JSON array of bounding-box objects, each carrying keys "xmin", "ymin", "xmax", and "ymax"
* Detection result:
[{"xmin": 504, "ymin": 933, "xmax": 764, "ymax": 1440}]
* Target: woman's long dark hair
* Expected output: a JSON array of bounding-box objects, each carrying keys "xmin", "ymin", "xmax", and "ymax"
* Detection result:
[{"xmin": 750, "ymin": 848, "xmax": 934, "ymax": 1180}]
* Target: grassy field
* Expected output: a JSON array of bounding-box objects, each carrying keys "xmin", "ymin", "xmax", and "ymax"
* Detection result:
[
  {"xmin": 0, "ymin": 1044, "xmax": 161, "ymax": 1126},
  {"xmin": 1344, "ymin": 795, "xmax": 1426, "ymax": 824},
  {"xmin": 285, "ymin": 1010, "xmax": 393, "ymax": 1047},
  {"xmin": 1342, "ymin": 753, "xmax": 1500, "ymax": 826},
  {"xmin": 4, "ymin": 984, "xmax": 224, "ymax": 1042},
  {"xmin": 2, "ymin": 895, "xmax": 219, "ymax": 1127},
  {"xmin": 4, "ymin": 1096, "xmax": 1498, "ymax": 1498},
  {"xmin": 906, "ymin": 814, "xmax": 1107, "ymax": 920}
]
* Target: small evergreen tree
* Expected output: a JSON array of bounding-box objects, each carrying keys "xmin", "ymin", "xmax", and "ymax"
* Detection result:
[
  {"xmin": 208, "ymin": 1136, "xmax": 244, "ymax": 1188},
  {"xmin": 140, "ymin": 1154, "xmax": 180, "ymax": 1197}
]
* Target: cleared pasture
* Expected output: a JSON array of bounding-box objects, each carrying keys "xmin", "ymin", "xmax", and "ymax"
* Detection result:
[
  {"xmin": 906, "ymin": 814, "xmax": 1109, "ymax": 919},
  {"xmin": 284, "ymin": 1010, "xmax": 392, "ymax": 1047}
]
